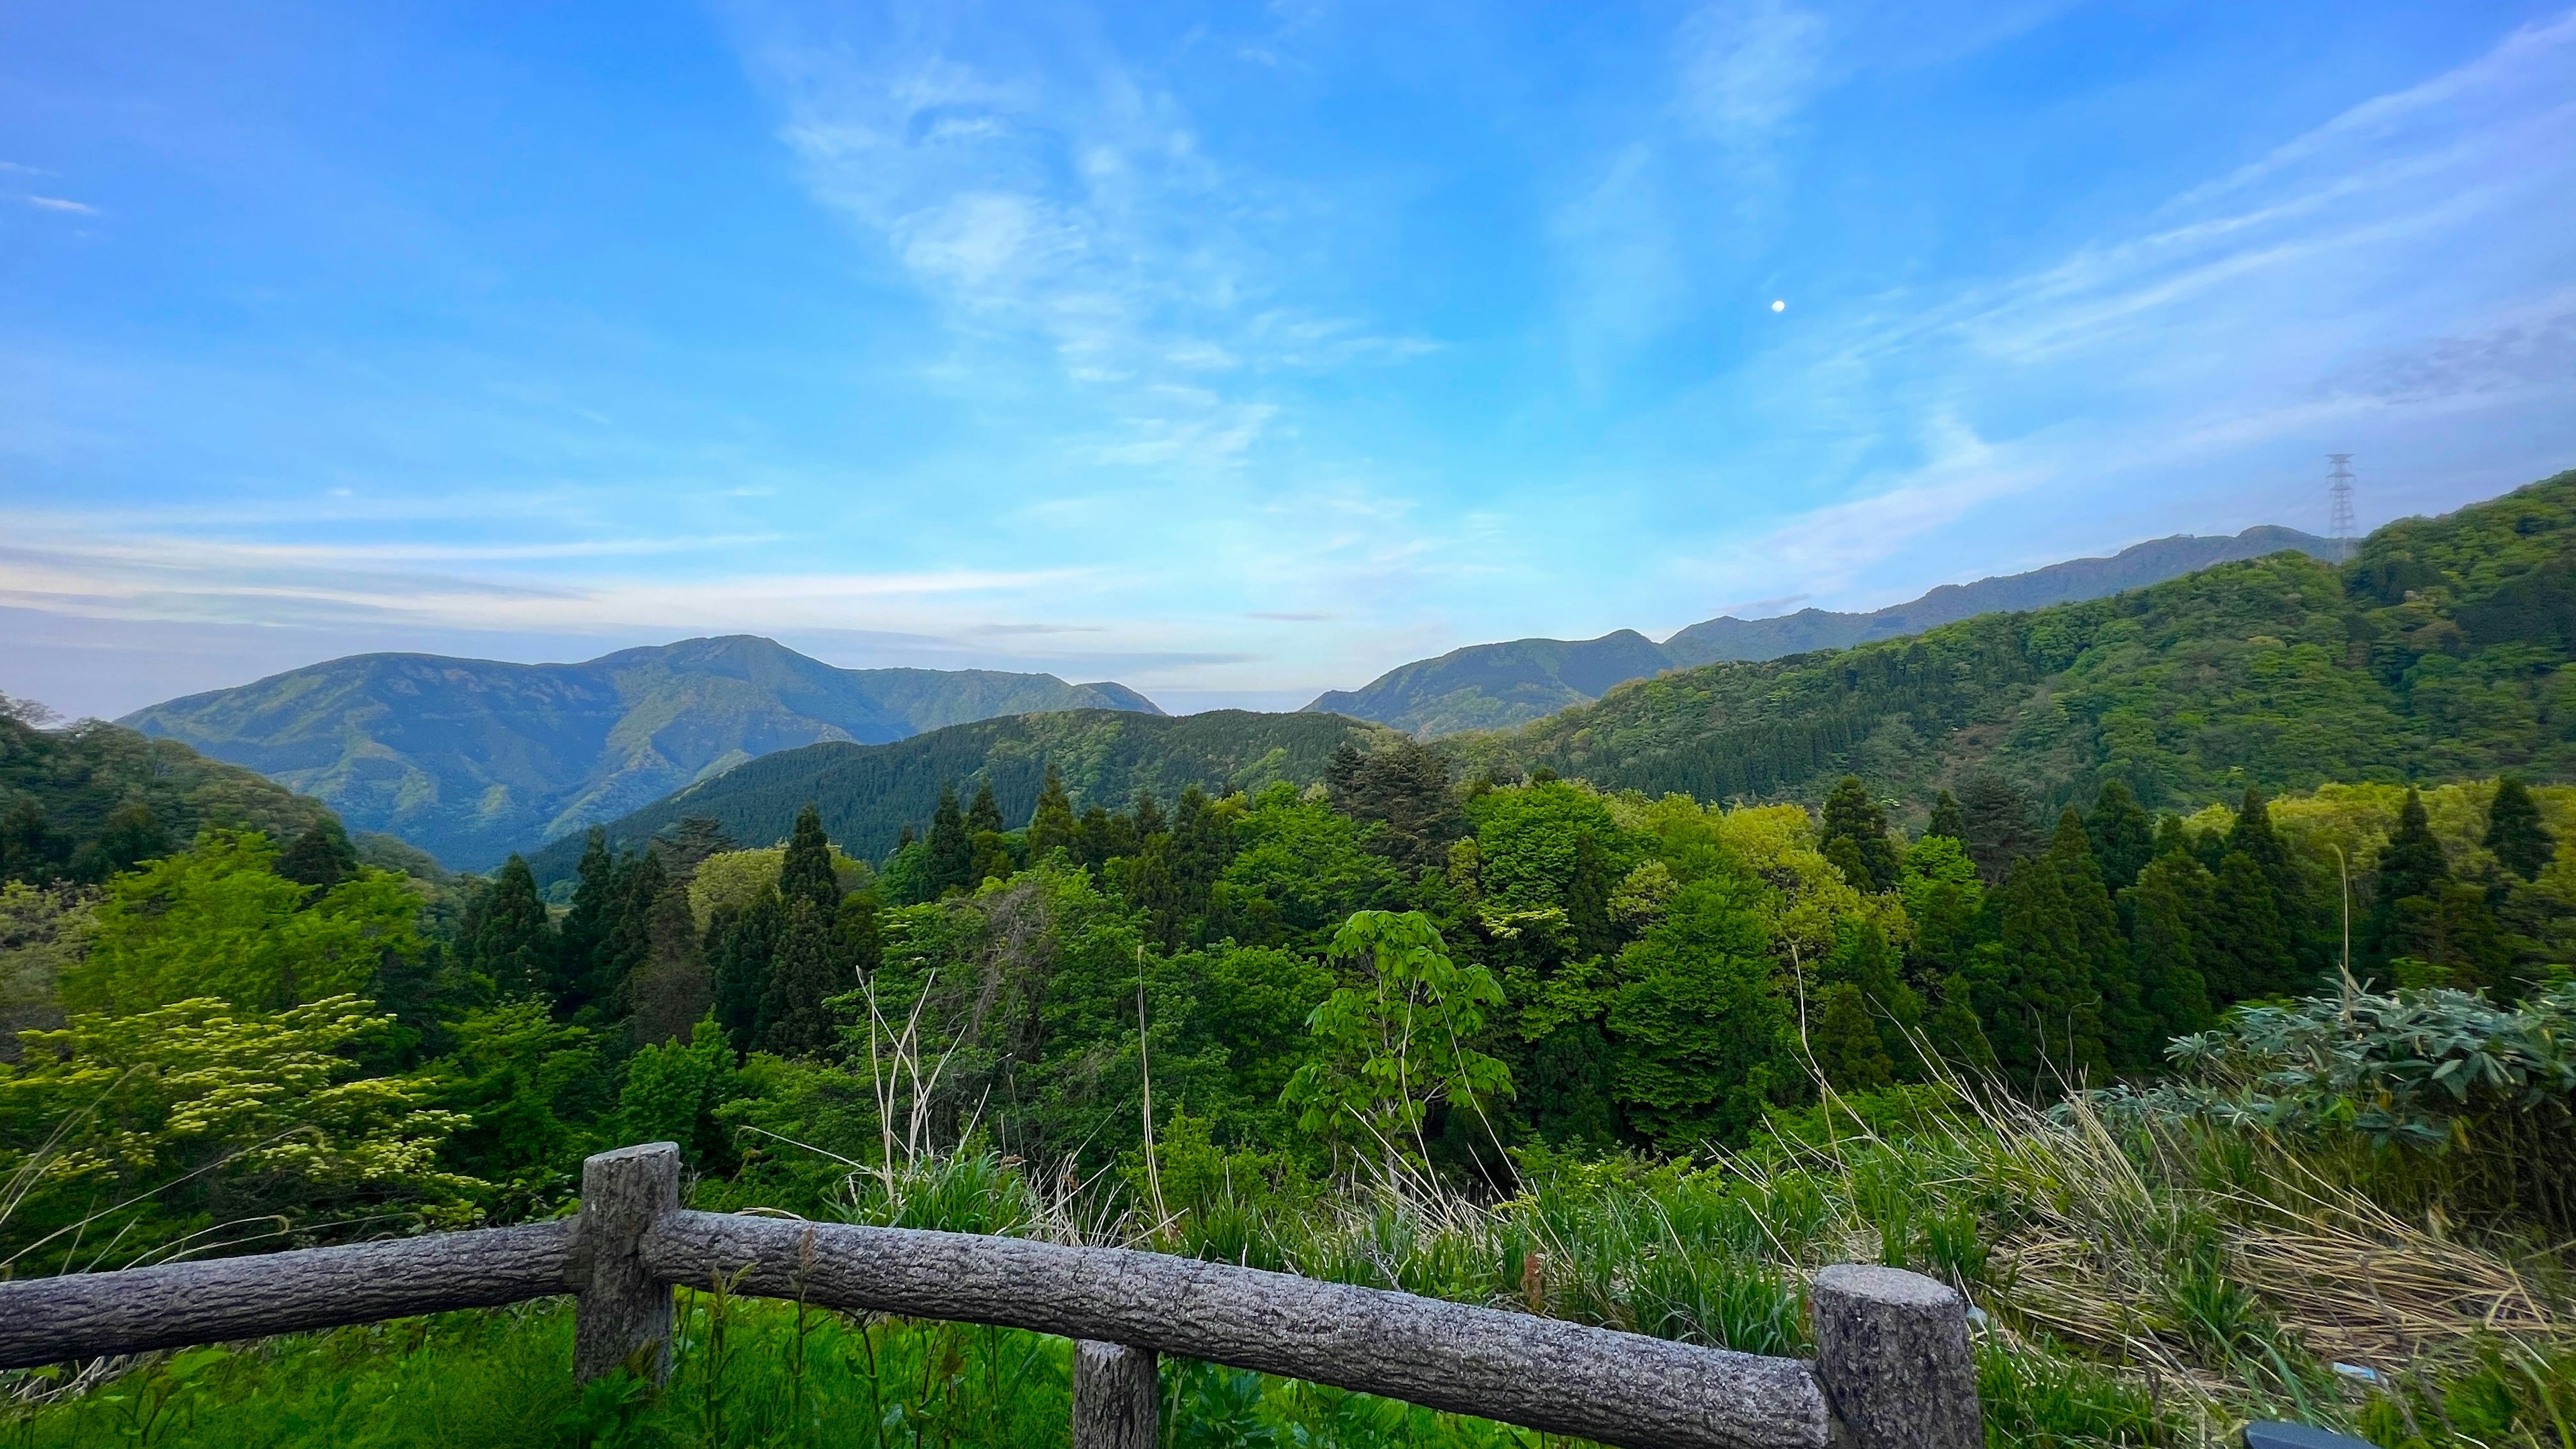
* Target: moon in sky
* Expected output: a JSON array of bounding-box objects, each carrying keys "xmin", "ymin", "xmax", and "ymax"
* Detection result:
[{"xmin": 1772, "ymin": 299, "xmax": 1786, "ymax": 313}]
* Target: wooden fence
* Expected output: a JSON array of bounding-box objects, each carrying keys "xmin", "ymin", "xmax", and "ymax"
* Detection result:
[{"xmin": 0, "ymin": 1143, "xmax": 1983, "ymax": 1449}]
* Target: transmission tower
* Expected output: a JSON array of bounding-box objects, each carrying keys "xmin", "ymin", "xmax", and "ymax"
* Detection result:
[{"xmin": 2327, "ymin": 453, "xmax": 2356, "ymax": 561}]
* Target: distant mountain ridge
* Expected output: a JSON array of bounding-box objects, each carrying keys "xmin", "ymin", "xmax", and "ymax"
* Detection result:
[
  {"xmin": 1306, "ymin": 525, "xmax": 2336, "ymax": 735},
  {"xmin": 121, "ymin": 636, "xmax": 1162, "ymax": 869}
]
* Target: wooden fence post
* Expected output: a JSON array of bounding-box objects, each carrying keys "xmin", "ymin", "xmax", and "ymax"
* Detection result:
[
  {"xmin": 1809, "ymin": 1265, "xmax": 1981, "ymax": 1449},
  {"xmin": 1073, "ymin": 1340, "xmax": 1161, "ymax": 1449},
  {"xmin": 576, "ymin": 1141, "xmax": 680, "ymax": 1384}
]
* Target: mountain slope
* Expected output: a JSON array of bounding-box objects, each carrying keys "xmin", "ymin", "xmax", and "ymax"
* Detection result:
[
  {"xmin": 524, "ymin": 708, "xmax": 1383, "ymax": 887},
  {"xmin": 1311, "ymin": 525, "xmax": 2336, "ymax": 735},
  {"xmin": 3, "ymin": 714, "xmax": 336, "ymax": 881},
  {"xmin": 122, "ymin": 636, "xmax": 1163, "ymax": 869},
  {"xmin": 1469, "ymin": 474, "xmax": 2575, "ymax": 821}
]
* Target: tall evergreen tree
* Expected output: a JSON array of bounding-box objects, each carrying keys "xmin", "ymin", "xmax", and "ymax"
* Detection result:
[
  {"xmin": 1818, "ymin": 915, "xmax": 1923, "ymax": 1081},
  {"xmin": 2485, "ymin": 777, "xmax": 2556, "ymax": 881},
  {"xmin": 462, "ymin": 854, "xmax": 555, "ymax": 1001},
  {"xmin": 653, "ymin": 816, "xmax": 734, "ymax": 879},
  {"xmin": 588, "ymin": 849, "xmax": 665, "ymax": 1018},
  {"xmin": 1132, "ymin": 790, "xmax": 1168, "ymax": 841},
  {"xmin": 2204, "ymin": 851, "xmax": 2295, "ymax": 1002},
  {"xmin": 1566, "ymin": 830, "xmax": 1617, "ymax": 959},
  {"xmin": 1325, "ymin": 737, "xmax": 1463, "ymax": 869},
  {"xmin": 274, "ymin": 819, "xmax": 359, "ymax": 894},
  {"xmin": 757, "ymin": 896, "xmax": 843, "ymax": 1057},
  {"xmin": 708, "ymin": 894, "xmax": 782, "ymax": 1054},
  {"xmin": 1028, "ymin": 765, "xmax": 1077, "ymax": 861},
  {"xmin": 926, "ymin": 784, "xmax": 972, "ymax": 898},
  {"xmin": 835, "ymin": 887, "xmax": 882, "ymax": 978},
  {"xmin": 1974, "ymin": 851, "xmax": 2106, "ymax": 1084},
  {"xmin": 777, "ymin": 803, "xmax": 841, "ymax": 915},
  {"xmin": 1820, "ymin": 776, "xmax": 1902, "ymax": 893},
  {"xmin": 1167, "ymin": 786, "xmax": 1233, "ymax": 931},
  {"xmin": 2125, "ymin": 854, "xmax": 2216, "ymax": 1042},
  {"xmin": 1960, "ymin": 775, "xmax": 2041, "ymax": 884},
  {"xmin": 2367, "ymin": 788, "xmax": 2459, "ymax": 979},
  {"xmin": 2051, "ymin": 808, "xmax": 2150, "ymax": 1070},
  {"xmin": 2226, "ymin": 789, "xmax": 2317, "ymax": 985},
  {"xmin": 2084, "ymin": 781, "xmax": 2155, "ymax": 894},
  {"xmin": 551, "ymin": 828, "xmax": 622, "ymax": 1016},
  {"xmin": 965, "ymin": 781, "xmax": 1006, "ymax": 838},
  {"xmin": 1926, "ymin": 790, "xmax": 1968, "ymax": 844}
]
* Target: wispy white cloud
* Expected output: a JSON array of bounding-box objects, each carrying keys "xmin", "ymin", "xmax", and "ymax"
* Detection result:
[
  {"xmin": 23, "ymin": 195, "xmax": 97, "ymax": 214},
  {"xmin": 1672, "ymin": 0, "xmax": 1830, "ymax": 140},
  {"xmin": 725, "ymin": 1, "xmax": 1426, "ymax": 472}
]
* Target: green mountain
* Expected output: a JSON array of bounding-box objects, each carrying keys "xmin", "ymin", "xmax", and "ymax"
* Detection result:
[
  {"xmin": 2, "ymin": 712, "xmax": 336, "ymax": 883},
  {"xmin": 1468, "ymin": 472, "xmax": 2576, "ymax": 821},
  {"xmin": 121, "ymin": 636, "xmax": 1163, "ymax": 870},
  {"xmin": 524, "ymin": 708, "xmax": 1383, "ymax": 888},
  {"xmin": 1308, "ymin": 525, "xmax": 2336, "ymax": 735}
]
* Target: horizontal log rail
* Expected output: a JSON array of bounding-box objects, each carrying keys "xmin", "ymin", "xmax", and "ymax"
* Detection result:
[{"xmin": 0, "ymin": 1144, "xmax": 1984, "ymax": 1449}]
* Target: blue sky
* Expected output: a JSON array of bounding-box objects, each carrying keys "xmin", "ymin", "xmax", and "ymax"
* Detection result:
[{"xmin": 4, "ymin": 0, "xmax": 2573, "ymax": 719}]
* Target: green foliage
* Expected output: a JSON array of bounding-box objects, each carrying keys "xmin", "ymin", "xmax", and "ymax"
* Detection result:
[
  {"xmin": 1821, "ymin": 775, "xmax": 1902, "ymax": 892},
  {"xmin": 1, "ymin": 714, "xmax": 334, "ymax": 886},
  {"xmin": 1495, "ymin": 471, "xmax": 2576, "ymax": 828},
  {"xmin": 64, "ymin": 830, "xmax": 425, "ymax": 1016},
  {"xmin": 1, "ymin": 995, "xmax": 474, "ymax": 1271},
  {"xmin": 528, "ymin": 708, "xmax": 1380, "ymax": 889},
  {"xmin": 1607, "ymin": 876, "xmax": 1792, "ymax": 1152},
  {"xmin": 1284, "ymin": 911, "xmax": 1511, "ymax": 1167}
]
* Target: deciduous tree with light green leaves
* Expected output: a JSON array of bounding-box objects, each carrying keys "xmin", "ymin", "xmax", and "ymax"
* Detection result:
[
  {"xmin": 63, "ymin": 830, "xmax": 425, "ymax": 1016},
  {"xmin": 1283, "ymin": 910, "xmax": 1511, "ymax": 1173}
]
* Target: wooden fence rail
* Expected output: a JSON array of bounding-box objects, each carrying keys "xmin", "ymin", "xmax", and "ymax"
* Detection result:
[{"xmin": 0, "ymin": 1143, "xmax": 1983, "ymax": 1449}]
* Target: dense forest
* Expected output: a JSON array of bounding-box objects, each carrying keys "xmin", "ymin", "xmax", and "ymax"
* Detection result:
[
  {"xmin": 525, "ymin": 708, "xmax": 1387, "ymax": 890},
  {"xmin": 8, "ymin": 476, "xmax": 2576, "ymax": 1449},
  {"xmin": 1487, "ymin": 470, "xmax": 2576, "ymax": 823}
]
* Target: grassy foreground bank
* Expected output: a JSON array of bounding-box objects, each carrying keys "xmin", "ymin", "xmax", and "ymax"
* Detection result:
[{"xmin": 9, "ymin": 1022, "xmax": 2574, "ymax": 1449}]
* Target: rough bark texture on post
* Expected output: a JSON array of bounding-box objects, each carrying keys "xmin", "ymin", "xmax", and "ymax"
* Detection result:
[
  {"xmin": 576, "ymin": 1141, "xmax": 680, "ymax": 1383},
  {"xmin": 642, "ymin": 1210, "xmax": 1827, "ymax": 1449},
  {"xmin": 0, "ymin": 1222, "xmax": 578, "ymax": 1369},
  {"xmin": 1809, "ymin": 1265, "xmax": 1981, "ymax": 1449},
  {"xmin": 1073, "ymin": 1340, "xmax": 1161, "ymax": 1449}
]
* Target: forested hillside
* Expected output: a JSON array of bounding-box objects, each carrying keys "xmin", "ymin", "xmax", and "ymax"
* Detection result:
[
  {"xmin": 1, "ymin": 701, "xmax": 335, "ymax": 885},
  {"xmin": 523, "ymin": 708, "xmax": 1385, "ymax": 887},
  {"xmin": 1482, "ymin": 472, "xmax": 2576, "ymax": 822},
  {"xmin": 1308, "ymin": 525, "xmax": 2332, "ymax": 735},
  {"xmin": 122, "ymin": 635, "xmax": 1160, "ymax": 869}
]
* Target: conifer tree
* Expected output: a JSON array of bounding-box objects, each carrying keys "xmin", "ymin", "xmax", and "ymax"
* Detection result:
[
  {"xmin": 1028, "ymin": 764, "xmax": 1077, "ymax": 861},
  {"xmin": 551, "ymin": 828, "xmax": 623, "ymax": 1014},
  {"xmin": 708, "ymin": 893, "xmax": 781, "ymax": 1054},
  {"xmin": 2367, "ymin": 788, "xmax": 2453, "ymax": 977},
  {"xmin": 2125, "ymin": 854, "xmax": 2216, "ymax": 1042},
  {"xmin": 584, "ymin": 848, "xmax": 665, "ymax": 1019},
  {"xmin": 1167, "ymin": 786, "xmax": 1232, "ymax": 929},
  {"xmin": 1960, "ymin": 775, "xmax": 2041, "ymax": 883},
  {"xmin": 2226, "ymin": 790, "xmax": 2316, "ymax": 985},
  {"xmin": 926, "ymin": 784, "xmax": 972, "ymax": 898},
  {"xmin": 777, "ymin": 803, "xmax": 841, "ymax": 915},
  {"xmin": 2485, "ymin": 777, "xmax": 2556, "ymax": 881},
  {"xmin": 1132, "ymin": 790, "xmax": 1168, "ymax": 841},
  {"xmin": 966, "ymin": 781, "xmax": 1006, "ymax": 838},
  {"xmin": 1325, "ymin": 737, "xmax": 1462, "ymax": 869},
  {"xmin": 1820, "ymin": 776, "xmax": 1901, "ymax": 892},
  {"xmin": 757, "ymin": 896, "xmax": 843, "ymax": 1057},
  {"xmin": 1810, "ymin": 984, "xmax": 1894, "ymax": 1091},
  {"xmin": 1566, "ymin": 830, "xmax": 1617, "ymax": 960},
  {"xmin": 275, "ymin": 819, "xmax": 358, "ymax": 894},
  {"xmin": 1819, "ymin": 915, "xmax": 1922, "ymax": 1078},
  {"xmin": 2050, "ymin": 808, "xmax": 2149, "ymax": 1069},
  {"xmin": 1975, "ymin": 851, "xmax": 2105, "ymax": 1083},
  {"xmin": 2204, "ymin": 850, "xmax": 2294, "ymax": 1002},
  {"xmin": 462, "ymin": 854, "xmax": 555, "ymax": 1001},
  {"xmin": 1927, "ymin": 790, "xmax": 1968, "ymax": 844},
  {"xmin": 2084, "ymin": 781, "xmax": 2155, "ymax": 894}
]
